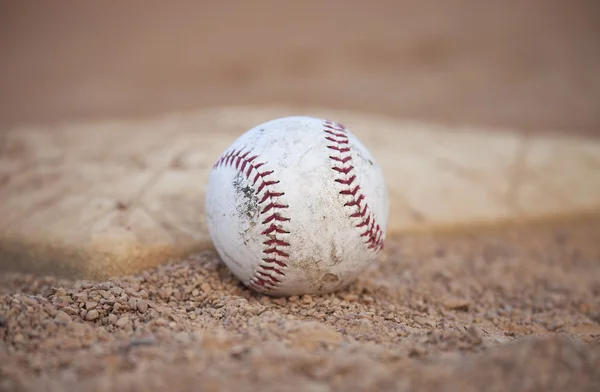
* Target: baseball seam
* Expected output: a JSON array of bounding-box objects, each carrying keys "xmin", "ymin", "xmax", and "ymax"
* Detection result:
[
  {"xmin": 324, "ymin": 120, "xmax": 384, "ymax": 252},
  {"xmin": 213, "ymin": 148, "xmax": 290, "ymax": 292}
]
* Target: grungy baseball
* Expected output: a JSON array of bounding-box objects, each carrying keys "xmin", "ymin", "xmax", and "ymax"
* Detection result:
[{"xmin": 206, "ymin": 116, "xmax": 389, "ymax": 296}]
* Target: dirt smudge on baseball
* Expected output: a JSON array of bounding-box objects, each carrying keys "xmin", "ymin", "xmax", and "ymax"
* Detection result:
[
  {"xmin": 323, "ymin": 273, "xmax": 339, "ymax": 283},
  {"xmin": 295, "ymin": 258, "xmax": 345, "ymax": 293},
  {"xmin": 232, "ymin": 172, "xmax": 259, "ymax": 222},
  {"xmin": 329, "ymin": 239, "xmax": 342, "ymax": 265}
]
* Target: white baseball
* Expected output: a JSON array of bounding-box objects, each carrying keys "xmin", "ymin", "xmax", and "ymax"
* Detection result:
[{"xmin": 206, "ymin": 116, "xmax": 389, "ymax": 296}]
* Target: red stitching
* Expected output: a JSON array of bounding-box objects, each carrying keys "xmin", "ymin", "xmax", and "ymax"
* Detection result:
[
  {"xmin": 329, "ymin": 156, "xmax": 352, "ymax": 163},
  {"xmin": 262, "ymin": 258, "xmax": 287, "ymax": 267},
  {"xmin": 213, "ymin": 148, "xmax": 291, "ymax": 292},
  {"xmin": 262, "ymin": 224, "xmax": 289, "ymax": 235},
  {"xmin": 335, "ymin": 175, "xmax": 356, "ymax": 185},
  {"xmin": 324, "ymin": 121, "xmax": 384, "ymax": 252},
  {"xmin": 327, "ymin": 146, "xmax": 351, "ymax": 153},
  {"xmin": 263, "ymin": 248, "xmax": 289, "ymax": 257}
]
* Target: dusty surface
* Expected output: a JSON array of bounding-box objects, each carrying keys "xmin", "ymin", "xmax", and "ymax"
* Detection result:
[{"xmin": 1, "ymin": 219, "xmax": 600, "ymax": 391}]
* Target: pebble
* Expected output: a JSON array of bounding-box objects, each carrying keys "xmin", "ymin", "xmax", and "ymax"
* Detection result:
[
  {"xmin": 22, "ymin": 297, "xmax": 38, "ymax": 307},
  {"xmin": 273, "ymin": 297, "xmax": 287, "ymax": 306},
  {"xmin": 465, "ymin": 325, "xmax": 483, "ymax": 345},
  {"xmin": 362, "ymin": 295, "xmax": 374, "ymax": 304},
  {"xmin": 55, "ymin": 311, "xmax": 72, "ymax": 325},
  {"xmin": 62, "ymin": 306, "xmax": 79, "ymax": 315},
  {"xmin": 137, "ymin": 300, "xmax": 149, "ymax": 313},
  {"xmin": 128, "ymin": 298, "xmax": 137, "ymax": 310},
  {"xmin": 100, "ymin": 290, "xmax": 112, "ymax": 300},
  {"xmin": 116, "ymin": 316, "xmax": 131, "ymax": 328},
  {"xmin": 344, "ymin": 294, "xmax": 359, "ymax": 302},
  {"xmin": 302, "ymin": 295, "xmax": 313, "ymax": 304},
  {"xmin": 85, "ymin": 301, "xmax": 98, "ymax": 310},
  {"xmin": 85, "ymin": 310, "xmax": 100, "ymax": 321},
  {"xmin": 443, "ymin": 298, "xmax": 471, "ymax": 311},
  {"xmin": 414, "ymin": 316, "xmax": 435, "ymax": 328},
  {"xmin": 54, "ymin": 288, "xmax": 67, "ymax": 297},
  {"xmin": 44, "ymin": 304, "xmax": 58, "ymax": 317},
  {"xmin": 108, "ymin": 314, "xmax": 118, "ymax": 324},
  {"xmin": 201, "ymin": 283, "xmax": 212, "ymax": 294}
]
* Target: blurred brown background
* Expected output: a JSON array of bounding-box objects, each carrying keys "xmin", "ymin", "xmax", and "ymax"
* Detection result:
[{"xmin": 1, "ymin": 0, "xmax": 599, "ymax": 135}]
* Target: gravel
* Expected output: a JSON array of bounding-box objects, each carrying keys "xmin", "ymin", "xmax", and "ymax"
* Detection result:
[{"xmin": 1, "ymin": 219, "xmax": 599, "ymax": 391}]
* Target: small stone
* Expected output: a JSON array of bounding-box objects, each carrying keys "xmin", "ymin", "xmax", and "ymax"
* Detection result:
[
  {"xmin": 343, "ymin": 294, "xmax": 359, "ymax": 302},
  {"xmin": 56, "ymin": 296, "xmax": 72, "ymax": 306},
  {"xmin": 85, "ymin": 301, "xmax": 98, "ymax": 310},
  {"xmin": 13, "ymin": 333, "xmax": 25, "ymax": 344},
  {"xmin": 414, "ymin": 316, "xmax": 435, "ymax": 328},
  {"xmin": 22, "ymin": 297, "xmax": 38, "ymax": 307},
  {"xmin": 86, "ymin": 309, "xmax": 100, "ymax": 321},
  {"xmin": 136, "ymin": 300, "xmax": 148, "ymax": 313},
  {"xmin": 128, "ymin": 297, "xmax": 137, "ymax": 310},
  {"xmin": 100, "ymin": 290, "xmax": 112, "ymax": 300},
  {"xmin": 302, "ymin": 295, "xmax": 313, "ymax": 304},
  {"xmin": 362, "ymin": 295, "xmax": 374, "ymax": 304},
  {"xmin": 108, "ymin": 314, "xmax": 118, "ymax": 324},
  {"xmin": 62, "ymin": 306, "xmax": 79, "ymax": 315},
  {"xmin": 201, "ymin": 283, "xmax": 212, "ymax": 294},
  {"xmin": 443, "ymin": 298, "xmax": 471, "ymax": 311},
  {"xmin": 273, "ymin": 297, "xmax": 287, "ymax": 306},
  {"xmin": 288, "ymin": 296, "xmax": 299, "ymax": 303},
  {"xmin": 55, "ymin": 311, "xmax": 72, "ymax": 325},
  {"xmin": 44, "ymin": 304, "xmax": 58, "ymax": 317},
  {"xmin": 465, "ymin": 325, "xmax": 483, "ymax": 345},
  {"xmin": 116, "ymin": 316, "xmax": 131, "ymax": 328},
  {"xmin": 54, "ymin": 287, "xmax": 67, "ymax": 297},
  {"xmin": 191, "ymin": 289, "xmax": 199, "ymax": 297},
  {"xmin": 160, "ymin": 287, "xmax": 173, "ymax": 300}
]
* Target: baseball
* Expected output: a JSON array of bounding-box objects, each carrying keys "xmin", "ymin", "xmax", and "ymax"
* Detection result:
[{"xmin": 206, "ymin": 116, "xmax": 389, "ymax": 296}]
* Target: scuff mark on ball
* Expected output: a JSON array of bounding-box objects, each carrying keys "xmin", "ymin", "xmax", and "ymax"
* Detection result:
[
  {"xmin": 233, "ymin": 172, "xmax": 259, "ymax": 221},
  {"xmin": 323, "ymin": 273, "xmax": 339, "ymax": 283}
]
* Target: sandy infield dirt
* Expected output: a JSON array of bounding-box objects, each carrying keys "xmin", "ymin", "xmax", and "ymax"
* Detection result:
[
  {"xmin": 1, "ymin": 1, "xmax": 600, "ymax": 391},
  {"xmin": 1, "ymin": 220, "xmax": 600, "ymax": 391}
]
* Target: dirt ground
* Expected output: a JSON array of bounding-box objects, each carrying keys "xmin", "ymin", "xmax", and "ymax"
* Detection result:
[
  {"xmin": 1, "ymin": 220, "xmax": 599, "ymax": 391},
  {"xmin": 2, "ymin": 1, "xmax": 600, "ymax": 391}
]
